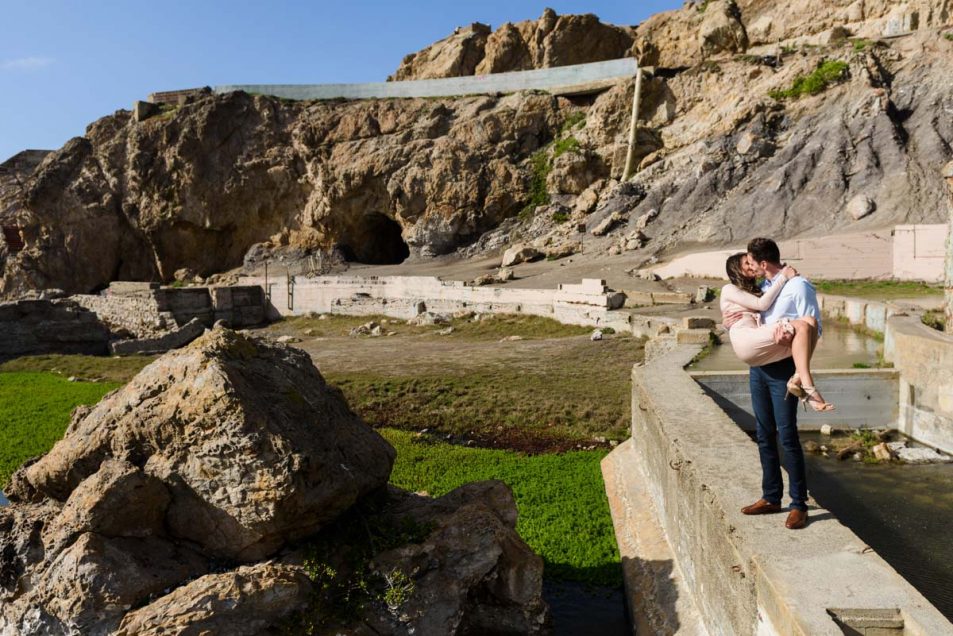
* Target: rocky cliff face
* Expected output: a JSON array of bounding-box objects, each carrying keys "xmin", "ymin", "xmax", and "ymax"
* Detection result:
[
  {"xmin": 0, "ymin": 91, "xmax": 571, "ymax": 295},
  {"xmin": 2, "ymin": 5, "xmax": 952, "ymax": 297}
]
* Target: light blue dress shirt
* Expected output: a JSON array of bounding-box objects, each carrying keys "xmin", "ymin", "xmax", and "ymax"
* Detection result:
[{"xmin": 760, "ymin": 273, "xmax": 822, "ymax": 336}]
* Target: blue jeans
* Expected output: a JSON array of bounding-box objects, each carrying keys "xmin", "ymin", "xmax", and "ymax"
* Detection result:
[{"xmin": 749, "ymin": 357, "xmax": 808, "ymax": 511}]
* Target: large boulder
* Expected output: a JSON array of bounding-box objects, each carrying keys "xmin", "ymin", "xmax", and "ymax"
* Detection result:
[{"xmin": 7, "ymin": 328, "xmax": 396, "ymax": 561}]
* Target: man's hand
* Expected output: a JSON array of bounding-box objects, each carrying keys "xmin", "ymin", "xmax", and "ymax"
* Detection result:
[
  {"xmin": 722, "ymin": 311, "xmax": 744, "ymax": 329},
  {"xmin": 773, "ymin": 321, "xmax": 795, "ymax": 346}
]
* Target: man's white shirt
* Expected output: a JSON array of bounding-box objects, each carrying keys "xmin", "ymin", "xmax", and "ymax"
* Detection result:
[{"xmin": 759, "ymin": 272, "xmax": 823, "ymax": 336}]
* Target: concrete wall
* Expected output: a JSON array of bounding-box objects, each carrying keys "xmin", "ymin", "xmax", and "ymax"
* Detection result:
[
  {"xmin": 691, "ymin": 369, "xmax": 899, "ymax": 431},
  {"xmin": 884, "ymin": 316, "xmax": 953, "ymax": 455},
  {"xmin": 238, "ymin": 274, "xmax": 624, "ymax": 327},
  {"xmin": 0, "ymin": 299, "xmax": 109, "ymax": 359},
  {"xmin": 214, "ymin": 58, "xmax": 638, "ymax": 100},
  {"xmin": 892, "ymin": 224, "xmax": 948, "ymax": 281},
  {"xmin": 76, "ymin": 282, "xmax": 266, "ymax": 336},
  {"xmin": 652, "ymin": 225, "xmax": 948, "ymax": 282},
  {"xmin": 603, "ymin": 344, "xmax": 951, "ymax": 634}
]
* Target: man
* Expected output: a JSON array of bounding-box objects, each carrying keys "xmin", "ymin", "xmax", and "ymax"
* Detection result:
[{"xmin": 725, "ymin": 237, "xmax": 821, "ymax": 530}]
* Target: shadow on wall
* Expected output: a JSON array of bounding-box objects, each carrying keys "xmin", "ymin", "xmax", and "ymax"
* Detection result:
[
  {"xmin": 622, "ymin": 557, "xmax": 682, "ymax": 634},
  {"xmin": 337, "ymin": 212, "xmax": 410, "ymax": 265}
]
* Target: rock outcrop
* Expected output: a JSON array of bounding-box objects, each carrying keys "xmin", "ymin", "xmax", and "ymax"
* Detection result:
[
  {"xmin": 0, "ymin": 328, "xmax": 546, "ymax": 635},
  {"xmin": 391, "ymin": 9, "xmax": 637, "ymax": 80},
  {"xmin": 0, "ymin": 90, "xmax": 569, "ymax": 297},
  {"xmin": 3, "ymin": 5, "xmax": 953, "ymax": 297}
]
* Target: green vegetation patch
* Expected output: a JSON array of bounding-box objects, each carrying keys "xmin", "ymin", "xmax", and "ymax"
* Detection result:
[
  {"xmin": 0, "ymin": 373, "xmax": 118, "ymax": 487},
  {"xmin": 769, "ymin": 60, "xmax": 849, "ymax": 100},
  {"xmin": 812, "ymin": 279, "xmax": 943, "ymax": 300},
  {"xmin": 944, "ymin": 32, "xmax": 953, "ymax": 42},
  {"xmin": 552, "ymin": 136, "xmax": 580, "ymax": 159},
  {"xmin": 382, "ymin": 429, "xmax": 619, "ymax": 585},
  {"xmin": 519, "ymin": 149, "xmax": 553, "ymax": 220},
  {"xmin": 921, "ymin": 310, "xmax": 947, "ymax": 332},
  {"xmin": 558, "ymin": 111, "xmax": 586, "ymax": 135}
]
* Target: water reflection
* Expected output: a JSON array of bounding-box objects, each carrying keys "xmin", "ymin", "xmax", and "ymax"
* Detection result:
[
  {"xmin": 692, "ymin": 323, "xmax": 881, "ymax": 372},
  {"xmin": 0, "ymin": 491, "xmax": 7, "ymax": 506}
]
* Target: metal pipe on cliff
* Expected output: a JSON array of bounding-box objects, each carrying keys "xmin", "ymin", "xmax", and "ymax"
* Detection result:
[
  {"xmin": 622, "ymin": 66, "xmax": 644, "ymax": 181},
  {"xmin": 943, "ymin": 161, "xmax": 953, "ymax": 333}
]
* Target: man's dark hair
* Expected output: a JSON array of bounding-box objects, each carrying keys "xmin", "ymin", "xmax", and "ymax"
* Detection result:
[{"xmin": 747, "ymin": 237, "xmax": 781, "ymax": 265}]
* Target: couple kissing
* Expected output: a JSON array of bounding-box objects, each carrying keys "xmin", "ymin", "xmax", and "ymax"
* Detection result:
[{"xmin": 720, "ymin": 237, "xmax": 834, "ymax": 530}]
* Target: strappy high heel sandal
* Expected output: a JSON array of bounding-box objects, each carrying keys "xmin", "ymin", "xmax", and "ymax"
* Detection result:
[
  {"xmin": 801, "ymin": 386, "xmax": 835, "ymax": 412},
  {"xmin": 785, "ymin": 373, "xmax": 805, "ymax": 400}
]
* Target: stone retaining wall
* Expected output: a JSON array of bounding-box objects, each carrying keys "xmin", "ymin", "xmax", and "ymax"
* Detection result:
[
  {"xmin": 0, "ymin": 299, "xmax": 109, "ymax": 358},
  {"xmin": 238, "ymin": 275, "xmax": 625, "ymax": 327},
  {"xmin": 885, "ymin": 316, "xmax": 953, "ymax": 454},
  {"xmin": 74, "ymin": 283, "xmax": 266, "ymax": 338},
  {"xmin": 603, "ymin": 344, "xmax": 951, "ymax": 634}
]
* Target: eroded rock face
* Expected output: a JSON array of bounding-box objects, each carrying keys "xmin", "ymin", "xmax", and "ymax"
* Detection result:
[
  {"xmin": 392, "ymin": 9, "xmax": 636, "ymax": 80},
  {"xmin": 8, "ymin": 328, "xmax": 396, "ymax": 561}
]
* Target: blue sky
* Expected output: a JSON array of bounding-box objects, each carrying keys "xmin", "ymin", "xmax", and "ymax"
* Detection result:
[{"xmin": 0, "ymin": 0, "xmax": 681, "ymax": 161}]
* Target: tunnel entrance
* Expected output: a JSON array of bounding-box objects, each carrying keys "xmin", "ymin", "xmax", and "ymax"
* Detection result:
[{"xmin": 340, "ymin": 212, "xmax": 410, "ymax": 265}]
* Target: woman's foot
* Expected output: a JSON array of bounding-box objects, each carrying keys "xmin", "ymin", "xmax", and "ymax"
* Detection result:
[
  {"xmin": 802, "ymin": 386, "xmax": 835, "ymax": 412},
  {"xmin": 786, "ymin": 374, "xmax": 805, "ymax": 399}
]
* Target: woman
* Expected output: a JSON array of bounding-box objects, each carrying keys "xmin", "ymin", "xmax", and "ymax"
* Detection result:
[{"xmin": 721, "ymin": 253, "xmax": 834, "ymax": 412}]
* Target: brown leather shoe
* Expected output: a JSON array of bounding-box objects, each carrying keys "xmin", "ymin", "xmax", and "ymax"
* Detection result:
[
  {"xmin": 785, "ymin": 509, "xmax": 808, "ymax": 529},
  {"xmin": 741, "ymin": 499, "xmax": 782, "ymax": 515}
]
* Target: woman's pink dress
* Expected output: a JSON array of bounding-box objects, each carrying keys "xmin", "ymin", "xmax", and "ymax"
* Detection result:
[{"xmin": 720, "ymin": 274, "xmax": 792, "ymax": 367}]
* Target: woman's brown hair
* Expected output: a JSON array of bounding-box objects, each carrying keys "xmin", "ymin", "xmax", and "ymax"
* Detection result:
[{"xmin": 726, "ymin": 252, "xmax": 761, "ymax": 296}]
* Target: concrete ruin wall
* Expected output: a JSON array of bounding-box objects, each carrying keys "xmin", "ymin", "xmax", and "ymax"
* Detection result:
[
  {"xmin": 73, "ymin": 283, "xmax": 266, "ymax": 338},
  {"xmin": 0, "ymin": 299, "xmax": 109, "ymax": 358},
  {"xmin": 238, "ymin": 274, "xmax": 624, "ymax": 327},
  {"xmin": 885, "ymin": 316, "xmax": 953, "ymax": 455},
  {"xmin": 652, "ymin": 224, "xmax": 948, "ymax": 282},
  {"xmin": 602, "ymin": 343, "xmax": 951, "ymax": 634},
  {"xmin": 213, "ymin": 58, "xmax": 638, "ymax": 101}
]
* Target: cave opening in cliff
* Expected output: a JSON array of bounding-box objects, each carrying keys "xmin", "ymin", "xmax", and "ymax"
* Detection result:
[{"xmin": 340, "ymin": 212, "xmax": 410, "ymax": 265}]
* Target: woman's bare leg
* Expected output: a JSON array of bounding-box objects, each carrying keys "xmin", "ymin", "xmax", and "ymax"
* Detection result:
[{"xmin": 790, "ymin": 316, "xmax": 827, "ymax": 404}]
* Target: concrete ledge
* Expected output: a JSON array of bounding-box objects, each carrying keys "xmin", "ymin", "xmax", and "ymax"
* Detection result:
[
  {"xmin": 690, "ymin": 369, "xmax": 899, "ymax": 431},
  {"xmin": 607, "ymin": 344, "xmax": 951, "ymax": 634},
  {"xmin": 885, "ymin": 315, "xmax": 953, "ymax": 454}
]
